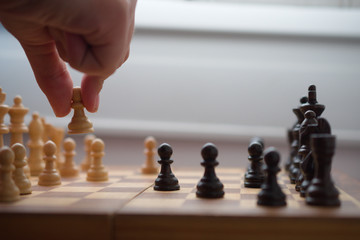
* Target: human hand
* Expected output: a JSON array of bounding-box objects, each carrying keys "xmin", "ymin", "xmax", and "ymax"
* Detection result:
[{"xmin": 0, "ymin": 0, "xmax": 137, "ymax": 117}]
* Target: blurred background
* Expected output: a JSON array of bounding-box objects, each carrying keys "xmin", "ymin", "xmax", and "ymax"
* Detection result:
[{"xmin": 1, "ymin": 0, "xmax": 359, "ymax": 175}]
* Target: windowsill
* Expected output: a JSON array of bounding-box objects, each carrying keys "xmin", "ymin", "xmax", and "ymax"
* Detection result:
[{"xmin": 135, "ymin": 0, "xmax": 360, "ymax": 38}]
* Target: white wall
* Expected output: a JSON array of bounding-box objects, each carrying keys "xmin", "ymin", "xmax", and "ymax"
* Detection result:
[{"xmin": 1, "ymin": 1, "xmax": 360, "ymax": 146}]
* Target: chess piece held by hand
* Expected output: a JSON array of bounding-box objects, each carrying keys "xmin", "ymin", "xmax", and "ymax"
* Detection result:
[{"xmin": 68, "ymin": 87, "xmax": 94, "ymax": 134}]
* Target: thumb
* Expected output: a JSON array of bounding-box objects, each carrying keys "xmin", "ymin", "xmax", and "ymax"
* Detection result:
[{"xmin": 81, "ymin": 74, "xmax": 104, "ymax": 113}]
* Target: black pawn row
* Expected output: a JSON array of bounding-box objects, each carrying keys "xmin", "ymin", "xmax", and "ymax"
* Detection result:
[{"xmin": 153, "ymin": 142, "xmax": 224, "ymax": 199}]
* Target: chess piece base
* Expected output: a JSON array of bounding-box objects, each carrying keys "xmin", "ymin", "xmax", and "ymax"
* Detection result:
[
  {"xmin": 196, "ymin": 179, "xmax": 224, "ymax": 199},
  {"xmin": 196, "ymin": 190, "xmax": 224, "ymax": 199},
  {"xmin": 154, "ymin": 174, "xmax": 180, "ymax": 191},
  {"xmin": 306, "ymin": 179, "xmax": 340, "ymax": 207},
  {"xmin": 68, "ymin": 127, "xmax": 94, "ymax": 135},
  {"xmin": 38, "ymin": 172, "xmax": 61, "ymax": 186},
  {"xmin": 60, "ymin": 167, "xmax": 79, "ymax": 178},
  {"xmin": 244, "ymin": 173, "xmax": 264, "ymax": 188},
  {"xmin": 154, "ymin": 184, "xmax": 180, "ymax": 191},
  {"xmin": 0, "ymin": 183, "xmax": 20, "ymax": 202},
  {"xmin": 87, "ymin": 169, "xmax": 108, "ymax": 182},
  {"xmin": 257, "ymin": 190, "xmax": 286, "ymax": 207}
]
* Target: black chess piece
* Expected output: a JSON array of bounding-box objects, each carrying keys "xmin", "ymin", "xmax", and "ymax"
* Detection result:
[
  {"xmin": 297, "ymin": 110, "xmax": 318, "ymax": 197},
  {"xmin": 196, "ymin": 143, "xmax": 224, "ymax": 199},
  {"xmin": 257, "ymin": 147, "xmax": 286, "ymax": 207},
  {"xmin": 154, "ymin": 143, "xmax": 180, "ymax": 191},
  {"xmin": 289, "ymin": 96, "xmax": 308, "ymax": 183},
  {"xmin": 285, "ymin": 129, "xmax": 293, "ymax": 172},
  {"xmin": 244, "ymin": 139, "xmax": 264, "ymax": 188},
  {"xmin": 306, "ymin": 134, "xmax": 340, "ymax": 206},
  {"xmin": 285, "ymin": 96, "xmax": 308, "ymax": 172},
  {"xmin": 300, "ymin": 85, "xmax": 325, "ymax": 118}
]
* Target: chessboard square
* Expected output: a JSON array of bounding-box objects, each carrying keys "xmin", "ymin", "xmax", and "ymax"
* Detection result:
[
  {"xmin": 141, "ymin": 192, "xmax": 189, "ymax": 199},
  {"xmin": 286, "ymin": 184, "xmax": 295, "ymax": 189},
  {"xmin": 282, "ymin": 189, "xmax": 291, "ymax": 195},
  {"xmin": 240, "ymin": 194, "xmax": 257, "ymax": 200},
  {"xmin": 50, "ymin": 187, "xmax": 104, "ymax": 192},
  {"xmin": 126, "ymin": 198, "xmax": 186, "ymax": 208},
  {"xmin": 289, "ymin": 189, "xmax": 298, "ymax": 194},
  {"xmin": 225, "ymin": 193, "xmax": 240, "ymax": 201},
  {"xmin": 108, "ymin": 182, "xmax": 153, "ymax": 188},
  {"xmin": 71, "ymin": 198, "xmax": 126, "ymax": 210},
  {"xmin": 179, "ymin": 178, "xmax": 198, "ymax": 184},
  {"xmin": 292, "ymin": 194, "xmax": 304, "ymax": 202},
  {"xmin": 20, "ymin": 191, "xmax": 44, "ymax": 198},
  {"xmin": 65, "ymin": 182, "xmax": 113, "ymax": 187},
  {"xmin": 224, "ymin": 188, "xmax": 241, "ymax": 194},
  {"xmin": 121, "ymin": 178, "xmax": 155, "ymax": 183},
  {"xmin": 85, "ymin": 192, "xmax": 136, "ymax": 199},
  {"xmin": 14, "ymin": 197, "xmax": 79, "ymax": 206},
  {"xmin": 174, "ymin": 171, "xmax": 201, "ymax": 177},
  {"xmin": 31, "ymin": 185, "xmax": 58, "ymax": 192},
  {"xmin": 222, "ymin": 179, "xmax": 241, "ymax": 185},
  {"xmin": 240, "ymin": 188, "xmax": 260, "ymax": 194},
  {"xmin": 98, "ymin": 187, "xmax": 146, "ymax": 193},
  {"xmin": 287, "ymin": 199, "xmax": 300, "ymax": 208},
  {"xmin": 181, "ymin": 183, "xmax": 196, "ymax": 188},
  {"xmin": 125, "ymin": 174, "xmax": 157, "ymax": 180},
  {"xmin": 183, "ymin": 198, "xmax": 239, "ymax": 209},
  {"xmin": 35, "ymin": 191, "xmax": 92, "ymax": 198},
  {"xmin": 239, "ymin": 199, "xmax": 257, "ymax": 208},
  {"xmin": 224, "ymin": 183, "xmax": 241, "ymax": 189},
  {"xmin": 218, "ymin": 176, "xmax": 240, "ymax": 181}
]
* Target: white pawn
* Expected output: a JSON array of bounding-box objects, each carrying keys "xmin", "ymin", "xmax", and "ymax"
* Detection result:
[
  {"xmin": 81, "ymin": 134, "xmax": 95, "ymax": 171},
  {"xmin": 12, "ymin": 143, "xmax": 32, "ymax": 195},
  {"xmin": 87, "ymin": 138, "xmax": 108, "ymax": 182},
  {"xmin": 141, "ymin": 136, "xmax": 158, "ymax": 174},
  {"xmin": 38, "ymin": 141, "xmax": 61, "ymax": 186},
  {"xmin": 28, "ymin": 112, "xmax": 44, "ymax": 176},
  {"xmin": 68, "ymin": 87, "xmax": 94, "ymax": 134},
  {"xmin": 0, "ymin": 147, "xmax": 20, "ymax": 202},
  {"xmin": 60, "ymin": 138, "xmax": 79, "ymax": 177}
]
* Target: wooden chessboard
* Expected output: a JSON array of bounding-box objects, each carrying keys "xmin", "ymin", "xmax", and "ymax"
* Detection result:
[{"xmin": 1, "ymin": 167, "xmax": 360, "ymax": 240}]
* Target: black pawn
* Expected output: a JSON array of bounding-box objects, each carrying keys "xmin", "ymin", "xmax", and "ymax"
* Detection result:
[
  {"xmin": 244, "ymin": 139, "xmax": 264, "ymax": 188},
  {"xmin": 257, "ymin": 147, "xmax": 286, "ymax": 207},
  {"xmin": 154, "ymin": 143, "xmax": 180, "ymax": 191},
  {"xmin": 196, "ymin": 143, "xmax": 224, "ymax": 199},
  {"xmin": 306, "ymin": 134, "xmax": 340, "ymax": 206}
]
